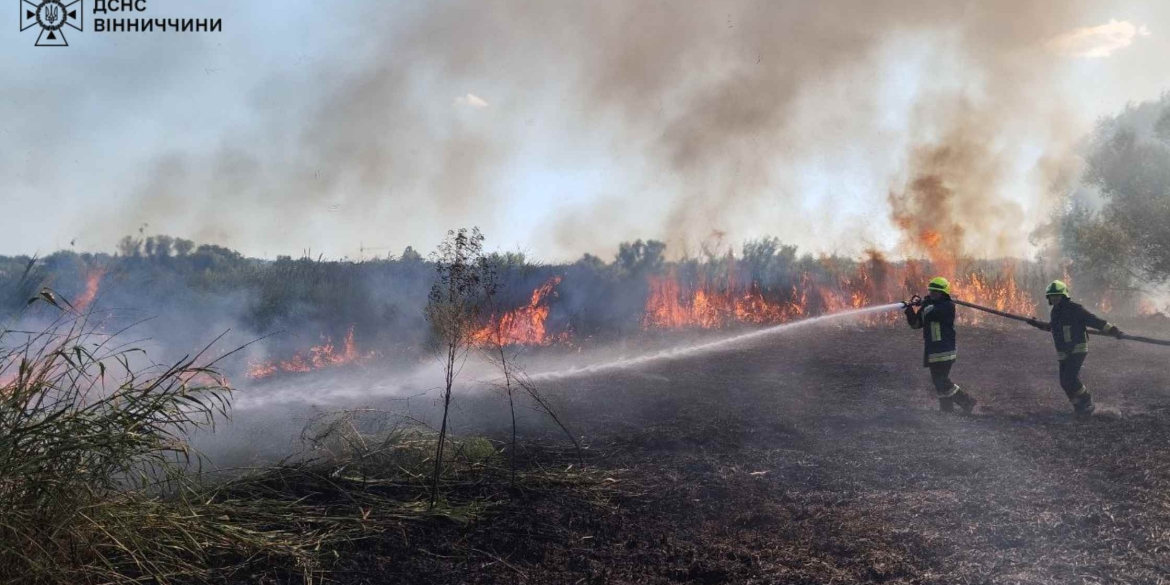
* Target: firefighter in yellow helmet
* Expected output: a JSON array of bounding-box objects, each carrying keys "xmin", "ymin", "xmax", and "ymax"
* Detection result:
[
  {"xmin": 1026, "ymin": 280, "xmax": 1124, "ymax": 420},
  {"xmin": 905, "ymin": 277, "xmax": 977, "ymax": 413}
]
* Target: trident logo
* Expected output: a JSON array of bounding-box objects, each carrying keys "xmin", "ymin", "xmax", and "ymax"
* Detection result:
[
  {"xmin": 43, "ymin": 3, "xmax": 59, "ymax": 25},
  {"xmin": 20, "ymin": 0, "xmax": 83, "ymax": 46}
]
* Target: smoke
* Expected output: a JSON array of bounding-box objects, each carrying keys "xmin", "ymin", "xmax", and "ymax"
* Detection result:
[
  {"xmin": 79, "ymin": 0, "xmax": 1125, "ymax": 261},
  {"xmin": 887, "ymin": 111, "xmax": 1015, "ymax": 268},
  {"xmin": 1047, "ymin": 19, "xmax": 1152, "ymax": 57}
]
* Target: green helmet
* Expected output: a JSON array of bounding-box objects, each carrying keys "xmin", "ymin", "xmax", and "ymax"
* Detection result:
[
  {"xmin": 1045, "ymin": 280, "xmax": 1070, "ymax": 298},
  {"xmin": 927, "ymin": 276, "xmax": 951, "ymax": 295}
]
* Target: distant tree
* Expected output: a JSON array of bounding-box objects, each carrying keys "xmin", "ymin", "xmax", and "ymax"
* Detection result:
[
  {"xmin": 1155, "ymin": 107, "xmax": 1170, "ymax": 144},
  {"xmin": 574, "ymin": 253, "xmax": 607, "ymax": 271},
  {"xmin": 615, "ymin": 239, "xmax": 666, "ymax": 276},
  {"xmin": 0, "ymin": 256, "xmax": 42, "ymax": 316},
  {"xmin": 1056, "ymin": 203, "xmax": 1131, "ymax": 295},
  {"xmin": 190, "ymin": 244, "xmax": 244, "ymax": 272},
  {"xmin": 400, "ymin": 246, "xmax": 424, "ymax": 263},
  {"xmin": 193, "ymin": 244, "xmax": 241, "ymax": 258},
  {"xmin": 117, "ymin": 235, "xmax": 142, "ymax": 258},
  {"xmin": 1044, "ymin": 97, "xmax": 1170, "ymax": 308},
  {"xmin": 486, "ymin": 251, "xmax": 527, "ymax": 270},
  {"xmin": 741, "ymin": 237, "xmax": 798, "ymax": 285},
  {"xmin": 151, "ymin": 235, "xmax": 174, "ymax": 258},
  {"xmin": 173, "ymin": 238, "xmax": 195, "ymax": 257},
  {"xmin": 1083, "ymin": 124, "xmax": 1170, "ymax": 283}
]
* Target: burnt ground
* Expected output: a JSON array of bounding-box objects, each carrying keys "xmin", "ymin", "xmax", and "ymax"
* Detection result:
[{"xmin": 335, "ymin": 324, "xmax": 1170, "ymax": 584}]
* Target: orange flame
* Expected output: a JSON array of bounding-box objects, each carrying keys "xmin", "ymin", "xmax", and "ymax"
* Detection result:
[
  {"xmin": 74, "ymin": 267, "xmax": 106, "ymax": 313},
  {"xmin": 472, "ymin": 277, "xmax": 569, "ymax": 346},
  {"xmin": 952, "ymin": 268, "xmax": 1035, "ymax": 325},
  {"xmin": 1097, "ymin": 290, "xmax": 1114, "ymax": 313},
  {"xmin": 640, "ymin": 259, "xmax": 1041, "ymax": 330},
  {"xmin": 1139, "ymin": 299, "xmax": 1162, "ymax": 316},
  {"xmin": 639, "ymin": 252, "xmax": 911, "ymax": 331},
  {"xmin": 642, "ymin": 272, "xmax": 807, "ymax": 330},
  {"xmin": 247, "ymin": 326, "xmax": 373, "ymax": 380}
]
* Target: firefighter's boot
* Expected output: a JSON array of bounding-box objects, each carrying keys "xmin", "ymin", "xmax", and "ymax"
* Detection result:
[
  {"xmin": 1072, "ymin": 390, "xmax": 1095, "ymax": 421},
  {"xmin": 938, "ymin": 396, "xmax": 954, "ymax": 412},
  {"xmin": 952, "ymin": 388, "xmax": 977, "ymax": 414},
  {"xmin": 937, "ymin": 383, "xmax": 961, "ymax": 412}
]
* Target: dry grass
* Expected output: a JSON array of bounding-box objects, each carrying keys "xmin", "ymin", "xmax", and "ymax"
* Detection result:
[{"xmin": 0, "ymin": 302, "xmax": 600, "ymax": 584}]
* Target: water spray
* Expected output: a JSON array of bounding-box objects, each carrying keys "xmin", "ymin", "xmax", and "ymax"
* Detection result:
[{"xmin": 529, "ymin": 303, "xmax": 905, "ymax": 382}]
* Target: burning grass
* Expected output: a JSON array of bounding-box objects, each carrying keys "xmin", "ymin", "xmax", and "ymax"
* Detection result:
[
  {"xmin": 72, "ymin": 267, "xmax": 105, "ymax": 313},
  {"xmin": 640, "ymin": 258, "xmax": 1046, "ymax": 332},
  {"xmin": 471, "ymin": 276, "xmax": 569, "ymax": 347},
  {"xmin": 5, "ymin": 287, "xmax": 1169, "ymax": 583},
  {"xmin": 232, "ymin": 270, "xmax": 1058, "ymax": 404},
  {"xmin": 246, "ymin": 325, "xmax": 375, "ymax": 380},
  {"xmin": 244, "ymin": 255, "xmax": 1058, "ymax": 383}
]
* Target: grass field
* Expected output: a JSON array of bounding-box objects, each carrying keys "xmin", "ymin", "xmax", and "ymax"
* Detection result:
[{"xmin": 5, "ymin": 319, "xmax": 1170, "ymax": 583}]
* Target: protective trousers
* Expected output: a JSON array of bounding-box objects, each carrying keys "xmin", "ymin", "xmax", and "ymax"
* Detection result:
[
  {"xmin": 929, "ymin": 362, "xmax": 955, "ymax": 395},
  {"xmin": 928, "ymin": 362, "xmax": 974, "ymax": 412},
  {"xmin": 1059, "ymin": 353, "xmax": 1094, "ymax": 414}
]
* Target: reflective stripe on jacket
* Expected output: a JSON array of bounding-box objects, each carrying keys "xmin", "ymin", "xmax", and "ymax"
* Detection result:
[
  {"xmin": 905, "ymin": 296, "xmax": 957, "ymax": 368},
  {"xmin": 1049, "ymin": 299, "xmax": 1115, "ymax": 361}
]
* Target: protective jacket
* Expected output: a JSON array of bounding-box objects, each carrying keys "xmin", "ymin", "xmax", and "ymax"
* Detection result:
[
  {"xmin": 1043, "ymin": 299, "xmax": 1117, "ymax": 361},
  {"xmin": 905, "ymin": 296, "xmax": 957, "ymax": 367}
]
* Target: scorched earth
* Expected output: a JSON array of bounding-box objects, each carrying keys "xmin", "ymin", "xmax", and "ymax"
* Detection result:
[{"xmin": 314, "ymin": 320, "xmax": 1170, "ymax": 584}]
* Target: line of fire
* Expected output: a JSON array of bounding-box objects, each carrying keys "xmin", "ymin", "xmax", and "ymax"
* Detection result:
[{"xmin": 41, "ymin": 246, "xmax": 1168, "ymax": 384}]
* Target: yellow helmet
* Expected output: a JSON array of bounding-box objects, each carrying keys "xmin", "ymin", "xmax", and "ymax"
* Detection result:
[
  {"xmin": 927, "ymin": 276, "xmax": 951, "ymax": 295},
  {"xmin": 1045, "ymin": 280, "xmax": 1070, "ymax": 298}
]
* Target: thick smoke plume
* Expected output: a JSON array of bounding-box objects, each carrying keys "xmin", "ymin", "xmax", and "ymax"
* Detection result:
[{"xmin": 94, "ymin": 0, "xmax": 1105, "ymax": 261}]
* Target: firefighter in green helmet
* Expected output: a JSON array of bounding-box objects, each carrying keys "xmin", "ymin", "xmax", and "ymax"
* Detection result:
[
  {"xmin": 905, "ymin": 277, "xmax": 978, "ymax": 413},
  {"xmin": 1026, "ymin": 280, "xmax": 1124, "ymax": 420}
]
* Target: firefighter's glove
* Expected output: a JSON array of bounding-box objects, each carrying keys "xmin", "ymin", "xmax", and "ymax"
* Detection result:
[
  {"xmin": 907, "ymin": 295, "xmax": 922, "ymax": 307},
  {"xmin": 1110, "ymin": 326, "xmax": 1125, "ymax": 339}
]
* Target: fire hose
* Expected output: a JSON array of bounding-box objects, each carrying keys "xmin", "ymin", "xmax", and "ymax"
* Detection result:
[{"xmin": 900, "ymin": 297, "xmax": 1170, "ymax": 347}]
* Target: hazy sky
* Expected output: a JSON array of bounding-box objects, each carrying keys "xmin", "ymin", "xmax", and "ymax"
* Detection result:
[{"xmin": 3, "ymin": 0, "xmax": 1169, "ymax": 262}]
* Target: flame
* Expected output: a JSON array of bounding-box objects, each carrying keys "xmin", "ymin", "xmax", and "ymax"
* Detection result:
[
  {"xmin": 246, "ymin": 326, "xmax": 373, "ymax": 380},
  {"xmin": 640, "ymin": 258, "xmax": 1042, "ymax": 330},
  {"xmin": 1098, "ymin": 290, "xmax": 1114, "ymax": 313},
  {"xmin": 643, "ymin": 272, "xmax": 812, "ymax": 330},
  {"xmin": 250, "ymin": 279, "xmax": 570, "ymax": 379},
  {"xmin": 244, "ymin": 258, "xmax": 1071, "ymax": 373},
  {"xmin": 472, "ymin": 277, "xmax": 569, "ymax": 346},
  {"xmin": 920, "ymin": 230, "xmax": 944, "ymax": 250},
  {"xmin": 74, "ymin": 267, "xmax": 106, "ymax": 313},
  {"xmin": 640, "ymin": 252, "xmax": 912, "ymax": 331},
  {"xmin": 952, "ymin": 268, "xmax": 1035, "ymax": 325}
]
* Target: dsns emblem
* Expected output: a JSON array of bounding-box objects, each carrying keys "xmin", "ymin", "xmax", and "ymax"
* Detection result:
[{"xmin": 20, "ymin": 0, "xmax": 83, "ymax": 46}]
